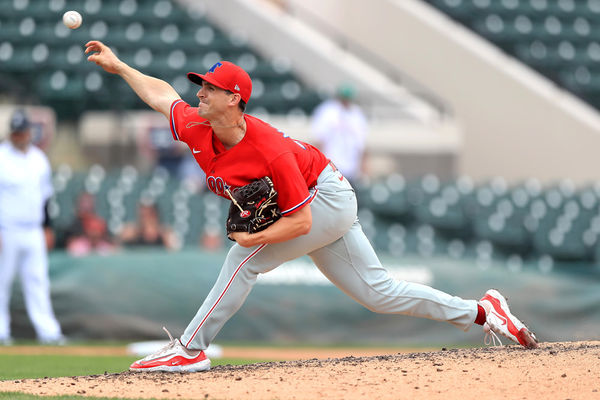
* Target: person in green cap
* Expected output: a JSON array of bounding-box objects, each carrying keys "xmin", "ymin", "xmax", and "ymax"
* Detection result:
[{"xmin": 310, "ymin": 83, "xmax": 369, "ymax": 185}]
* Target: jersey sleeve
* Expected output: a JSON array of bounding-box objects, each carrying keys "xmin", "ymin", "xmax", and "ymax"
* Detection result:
[
  {"xmin": 269, "ymin": 153, "xmax": 314, "ymax": 216},
  {"xmin": 169, "ymin": 99, "xmax": 204, "ymax": 143}
]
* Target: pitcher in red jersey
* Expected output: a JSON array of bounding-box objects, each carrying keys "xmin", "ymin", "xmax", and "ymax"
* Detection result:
[{"xmin": 85, "ymin": 40, "xmax": 538, "ymax": 372}]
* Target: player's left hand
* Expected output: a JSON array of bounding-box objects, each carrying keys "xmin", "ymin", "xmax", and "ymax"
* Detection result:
[{"xmin": 228, "ymin": 231, "xmax": 257, "ymax": 248}]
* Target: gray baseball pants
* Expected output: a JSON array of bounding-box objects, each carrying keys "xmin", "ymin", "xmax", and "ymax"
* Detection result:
[{"xmin": 181, "ymin": 164, "xmax": 478, "ymax": 349}]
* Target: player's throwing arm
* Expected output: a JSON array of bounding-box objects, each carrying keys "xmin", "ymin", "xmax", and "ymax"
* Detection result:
[{"xmin": 85, "ymin": 41, "xmax": 179, "ymax": 118}]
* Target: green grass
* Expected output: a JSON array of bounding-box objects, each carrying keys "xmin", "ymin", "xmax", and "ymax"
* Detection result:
[
  {"xmin": 0, "ymin": 354, "xmax": 266, "ymax": 400},
  {"xmin": 0, "ymin": 394, "xmax": 152, "ymax": 400},
  {"xmin": 0, "ymin": 354, "xmax": 138, "ymax": 380},
  {"xmin": 0, "ymin": 354, "xmax": 263, "ymax": 380}
]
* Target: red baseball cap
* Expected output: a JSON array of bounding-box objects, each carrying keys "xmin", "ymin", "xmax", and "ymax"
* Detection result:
[{"xmin": 187, "ymin": 61, "xmax": 252, "ymax": 103}]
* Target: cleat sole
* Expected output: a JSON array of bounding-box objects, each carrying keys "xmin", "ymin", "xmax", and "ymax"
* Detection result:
[{"xmin": 518, "ymin": 329, "xmax": 539, "ymax": 349}]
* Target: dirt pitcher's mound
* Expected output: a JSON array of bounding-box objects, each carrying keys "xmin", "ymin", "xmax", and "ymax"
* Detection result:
[{"xmin": 1, "ymin": 341, "xmax": 599, "ymax": 400}]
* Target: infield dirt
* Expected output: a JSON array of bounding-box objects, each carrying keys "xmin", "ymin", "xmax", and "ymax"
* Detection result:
[{"xmin": 1, "ymin": 341, "xmax": 598, "ymax": 399}]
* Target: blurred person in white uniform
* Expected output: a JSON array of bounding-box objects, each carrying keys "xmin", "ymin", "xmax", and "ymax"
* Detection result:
[
  {"xmin": 311, "ymin": 83, "xmax": 369, "ymax": 185},
  {"xmin": 0, "ymin": 109, "xmax": 64, "ymax": 345}
]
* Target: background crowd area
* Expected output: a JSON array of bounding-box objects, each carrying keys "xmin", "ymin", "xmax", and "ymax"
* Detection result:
[
  {"xmin": 4, "ymin": 93, "xmax": 600, "ymax": 269},
  {"xmin": 2, "ymin": 0, "xmax": 600, "ymax": 347},
  {"xmin": 32, "ymin": 152, "xmax": 600, "ymax": 271},
  {"xmin": 2, "ymin": 0, "xmax": 600, "ymax": 271}
]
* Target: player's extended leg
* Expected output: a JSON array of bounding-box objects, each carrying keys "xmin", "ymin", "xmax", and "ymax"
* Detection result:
[
  {"xmin": 0, "ymin": 230, "xmax": 20, "ymax": 342},
  {"xmin": 179, "ymin": 165, "xmax": 359, "ymax": 352},
  {"xmin": 179, "ymin": 243, "xmax": 270, "ymax": 350},
  {"xmin": 19, "ymin": 228, "xmax": 62, "ymax": 343},
  {"xmin": 130, "ymin": 243, "xmax": 272, "ymax": 372},
  {"xmin": 180, "ymin": 186, "xmax": 358, "ymax": 350},
  {"xmin": 308, "ymin": 221, "xmax": 478, "ymax": 331},
  {"xmin": 130, "ymin": 204, "xmax": 356, "ymax": 372}
]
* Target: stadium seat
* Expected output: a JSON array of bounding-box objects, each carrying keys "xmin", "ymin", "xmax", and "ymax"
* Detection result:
[
  {"xmin": 0, "ymin": 0, "xmax": 323, "ymax": 118},
  {"xmin": 0, "ymin": 44, "xmax": 41, "ymax": 73},
  {"xmin": 47, "ymin": 165, "xmax": 600, "ymax": 264},
  {"xmin": 424, "ymin": 0, "xmax": 600, "ymax": 110}
]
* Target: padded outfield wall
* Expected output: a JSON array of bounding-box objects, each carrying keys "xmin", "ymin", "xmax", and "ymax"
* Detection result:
[{"xmin": 8, "ymin": 249, "xmax": 600, "ymax": 345}]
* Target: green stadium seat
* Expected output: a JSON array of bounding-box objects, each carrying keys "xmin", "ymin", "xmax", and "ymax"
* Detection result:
[
  {"xmin": 130, "ymin": 0, "xmax": 177, "ymax": 25},
  {"xmin": 426, "ymin": 0, "xmax": 479, "ymax": 23},
  {"xmin": 49, "ymin": 164, "xmax": 600, "ymax": 260},
  {"xmin": 37, "ymin": 70, "xmax": 85, "ymax": 99},
  {"xmin": 472, "ymin": 16, "xmax": 535, "ymax": 53},
  {"xmin": 425, "ymin": 0, "xmax": 600, "ymax": 110},
  {"xmin": 0, "ymin": 21, "xmax": 21, "ymax": 43},
  {"xmin": 415, "ymin": 181, "xmax": 471, "ymax": 238},
  {"xmin": 0, "ymin": 45, "xmax": 37, "ymax": 73},
  {"xmin": 0, "ymin": 0, "xmax": 344, "ymax": 117},
  {"xmin": 363, "ymin": 175, "xmax": 411, "ymax": 222}
]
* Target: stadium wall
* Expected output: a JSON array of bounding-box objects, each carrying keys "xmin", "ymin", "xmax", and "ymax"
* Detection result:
[{"xmin": 9, "ymin": 250, "xmax": 600, "ymax": 345}]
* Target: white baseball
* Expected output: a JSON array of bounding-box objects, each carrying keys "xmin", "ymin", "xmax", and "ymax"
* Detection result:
[{"xmin": 62, "ymin": 10, "xmax": 82, "ymax": 29}]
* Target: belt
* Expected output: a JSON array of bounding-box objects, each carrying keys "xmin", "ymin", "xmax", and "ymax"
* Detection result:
[
  {"xmin": 327, "ymin": 160, "xmax": 345, "ymax": 182},
  {"xmin": 328, "ymin": 160, "xmax": 338, "ymax": 172},
  {"xmin": 312, "ymin": 160, "xmax": 341, "ymax": 189}
]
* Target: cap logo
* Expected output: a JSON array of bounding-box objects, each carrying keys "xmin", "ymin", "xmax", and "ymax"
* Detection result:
[
  {"xmin": 207, "ymin": 62, "xmax": 223, "ymax": 74},
  {"xmin": 234, "ymin": 84, "xmax": 240, "ymax": 91}
]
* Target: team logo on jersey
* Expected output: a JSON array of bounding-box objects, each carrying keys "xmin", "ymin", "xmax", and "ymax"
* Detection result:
[{"xmin": 207, "ymin": 62, "xmax": 223, "ymax": 74}]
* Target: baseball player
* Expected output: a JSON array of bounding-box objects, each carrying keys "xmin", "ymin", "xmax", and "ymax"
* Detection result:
[
  {"xmin": 0, "ymin": 110, "xmax": 64, "ymax": 345},
  {"xmin": 85, "ymin": 40, "xmax": 538, "ymax": 372}
]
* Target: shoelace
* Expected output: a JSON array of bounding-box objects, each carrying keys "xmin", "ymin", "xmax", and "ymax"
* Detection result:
[
  {"xmin": 483, "ymin": 323, "xmax": 503, "ymax": 347},
  {"xmin": 141, "ymin": 326, "xmax": 177, "ymax": 360},
  {"xmin": 162, "ymin": 326, "xmax": 175, "ymax": 343}
]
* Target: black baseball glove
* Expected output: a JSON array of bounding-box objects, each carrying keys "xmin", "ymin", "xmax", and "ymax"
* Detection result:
[{"xmin": 226, "ymin": 177, "xmax": 281, "ymax": 235}]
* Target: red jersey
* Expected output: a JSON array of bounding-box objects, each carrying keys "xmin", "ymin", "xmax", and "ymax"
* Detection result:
[{"xmin": 169, "ymin": 100, "xmax": 329, "ymax": 215}]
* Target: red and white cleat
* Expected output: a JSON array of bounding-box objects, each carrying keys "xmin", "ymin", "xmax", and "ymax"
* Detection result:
[
  {"xmin": 129, "ymin": 327, "xmax": 211, "ymax": 372},
  {"xmin": 479, "ymin": 289, "xmax": 538, "ymax": 349}
]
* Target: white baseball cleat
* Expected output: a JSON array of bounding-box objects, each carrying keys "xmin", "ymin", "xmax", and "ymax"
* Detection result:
[
  {"xmin": 129, "ymin": 327, "xmax": 211, "ymax": 372},
  {"xmin": 39, "ymin": 335, "xmax": 68, "ymax": 346},
  {"xmin": 479, "ymin": 289, "xmax": 538, "ymax": 349},
  {"xmin": 0, "ymin": 337, "xmax": 14, "ymax": 346}
]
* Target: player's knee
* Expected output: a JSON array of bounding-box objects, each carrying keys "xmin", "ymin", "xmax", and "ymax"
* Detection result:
[{"xmin": 357, "ymin": 293, "xmax": 389, "ymax": 313}]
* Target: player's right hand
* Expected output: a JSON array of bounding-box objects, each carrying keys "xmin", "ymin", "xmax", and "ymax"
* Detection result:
[{"xmin": 85, "ymin": 41, "xmax": 122, "ymax": 74}]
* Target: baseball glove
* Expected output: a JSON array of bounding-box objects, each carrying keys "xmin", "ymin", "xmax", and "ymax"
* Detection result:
[{"xmin": 225, "ymin": 177, "xmax": 281, "ymax": 235}]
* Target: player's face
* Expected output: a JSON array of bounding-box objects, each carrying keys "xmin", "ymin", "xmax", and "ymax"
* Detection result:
[
  {"xmin": 196, "ymin": 82, "xmax": 235, "ymax": 118},
  {"xmin": 9, "ymin": 130, "xmax": 31, "ymax": 151}
]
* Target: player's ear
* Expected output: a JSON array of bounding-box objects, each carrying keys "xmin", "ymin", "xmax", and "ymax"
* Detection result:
[{"xmin": 229, "ymin": 92, "xmax": 241, "ymax": 107}]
